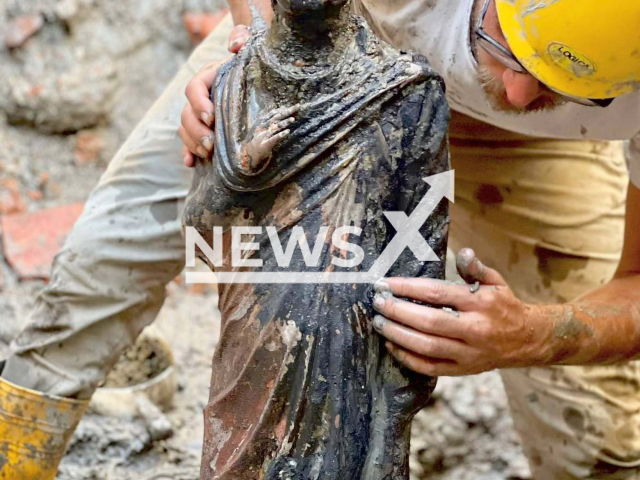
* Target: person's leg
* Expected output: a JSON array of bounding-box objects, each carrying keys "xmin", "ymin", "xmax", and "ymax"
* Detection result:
[
  {"xmin": 449, "ymin": 111, "xmax": 640, "ymax": 479},
  {"xmin": 1, "ymin": 15, "xmax": 234, "ymax": 400}
]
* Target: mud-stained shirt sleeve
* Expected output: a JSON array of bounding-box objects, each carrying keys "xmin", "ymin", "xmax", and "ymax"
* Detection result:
[{"xmin": 626, "ymin": 133, "xmax": 640, "ymax": 189}]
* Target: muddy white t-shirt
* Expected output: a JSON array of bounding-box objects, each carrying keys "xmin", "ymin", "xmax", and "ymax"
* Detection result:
[{"xmin": 353, "ymin": 0, "xmax": 640, "ymax": 188}]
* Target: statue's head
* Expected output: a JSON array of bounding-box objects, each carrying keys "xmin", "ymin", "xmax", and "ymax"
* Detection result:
[{"xmin": 271, "ymin": 0, "xmax": 350, "ymax": 17}]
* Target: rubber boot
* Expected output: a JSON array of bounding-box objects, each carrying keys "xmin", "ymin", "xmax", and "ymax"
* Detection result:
[{"xmin": 0, "ymin": 375, "xmax": 89, "ymax": 480}]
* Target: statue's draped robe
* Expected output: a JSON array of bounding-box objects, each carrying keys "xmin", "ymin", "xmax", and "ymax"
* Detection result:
[{"xmin": 184, "ymin": 18, "xmax": 450, "ymax": 480}]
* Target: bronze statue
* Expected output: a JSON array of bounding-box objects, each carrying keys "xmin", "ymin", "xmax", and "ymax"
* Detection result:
[{"xmin": 183, "ymin": 1, "xmax": 450, "ymax": 478}]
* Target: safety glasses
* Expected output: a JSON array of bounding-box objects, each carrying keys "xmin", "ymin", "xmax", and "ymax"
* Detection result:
[{"xmin": 474, "ymin": 0, "xmax": 613, "ymax": 108}]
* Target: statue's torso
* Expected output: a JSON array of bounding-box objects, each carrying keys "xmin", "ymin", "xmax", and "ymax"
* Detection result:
[{"xmin": 183, "ymin": 17, "xmax": 450, "ymax": 480}]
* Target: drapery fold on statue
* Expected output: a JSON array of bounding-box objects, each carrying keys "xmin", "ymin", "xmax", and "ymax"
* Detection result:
[{"xmin": 184, "ymin": 17, "xmax": 451, "ymax": 480}]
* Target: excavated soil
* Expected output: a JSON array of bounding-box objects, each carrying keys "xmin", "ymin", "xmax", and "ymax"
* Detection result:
[{"xmin": 102, "ymin": 335, "xmax": 173, "ymax": 389}]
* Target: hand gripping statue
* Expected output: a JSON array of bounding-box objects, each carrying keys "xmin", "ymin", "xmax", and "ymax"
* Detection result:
[{"xmin": 183, "ymin": 1, "xmax": 451, "ymax": 479}]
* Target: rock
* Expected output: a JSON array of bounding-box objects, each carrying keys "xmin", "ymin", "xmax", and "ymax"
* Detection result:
[
  {"xmin": 26, "ymin": 190, "xmax": 43, "ymax": 201},
  {"xmin": 62, "ymin": 414, "xmax": 152, "ymax": 473},
  {"xmin": 4, "ymin": 15, "xmax": 45, "ymax": 49},
  {"xmin": 2, "ymin": 59, "xmax": 118, "ymax": 133},
  {"xmin": 0, "ymin": 178, "xmax": 27, "ymax": 215},
  {"xmin": 410, "ymin": 373, "xmax": 532, "ymax": 480},
  {"xmin": 38, "ymin": 172, "xmax": 50, "ymax": 189},
  {"xmin": 73, "ymin": 130, "xmax": 105, "ymax": 165},
  {"xmin": 437, "ymin": 373, "xmax": 507, "ymax": 425},
  {"xmin": 135, "ymin": 395, "xmax": 174, "ymax": 442},
  {"xmin": 55, "ymin": 0, "xmax": 80, "ymax": 21}
]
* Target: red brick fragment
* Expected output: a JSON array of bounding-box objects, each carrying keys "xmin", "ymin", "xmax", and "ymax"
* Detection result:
[
  {"xmin": 4, "ymin": 14, "xmax": 44, "ymax": 49},
  {"xmin": 0, "ymin": 179, "xmax": 27, "ymax": 215},
  {"xmin": 27, "ymin": 190, "xmax": 43, "ymax": 201},
  {"xmin": 1, "ymin": 203, "xmax": 84, "ymax": 280},
  {"xmin": 74, "ymin": 130, "xmax": 105, "ymax": 165}
]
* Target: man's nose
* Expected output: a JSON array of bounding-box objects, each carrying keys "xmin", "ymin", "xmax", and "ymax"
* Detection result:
[{"xmin": 502, "ymin": 69, "xmax": 545, "ymax": 108}]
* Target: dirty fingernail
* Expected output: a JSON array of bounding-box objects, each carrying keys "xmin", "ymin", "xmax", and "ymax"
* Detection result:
[
  {"xmin": 374, "ymin": 279, "xmax": 390, "ymax": 293},
  {"xmin": 373, "ymin": 295, "xmax": 385, "ymax": 311},
  {"xmin": 201, "ymin": 136, "xmax": 214, "ymax": 151},
  {"xmin": 201, "ymin": 112, "xmax": 213, "ymax": 126},
  {"xmin": 229, "ymin": 37, "xmax": 248, "ymax": 51},
  {"xmin": 372, "ymin": 315, "xmax": 386, "ymax": 330},
  {"xmin": 442, "ymin": 307, "xmax": 461, "ymax": 318},
  {"xmin": 385, "ymin": 341, "xmax": 394, "ymax": 352}
]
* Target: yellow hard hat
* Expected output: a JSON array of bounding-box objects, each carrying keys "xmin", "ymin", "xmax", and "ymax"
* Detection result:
[{"xmin": 495, "ymin": 0, "xmax": 640, "ymax": 99}]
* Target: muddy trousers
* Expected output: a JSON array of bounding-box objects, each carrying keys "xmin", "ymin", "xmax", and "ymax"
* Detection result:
[
  {"xmin": 2, "ymin": 15, "xmax": 639, "ymax": 478},
  {"xmin": 0, "ymin": 15, "xmax": 233, "ymax": 399},
  {"xmin": 449, "ymin": 111, "xmax": 640, "ymax": 480}
]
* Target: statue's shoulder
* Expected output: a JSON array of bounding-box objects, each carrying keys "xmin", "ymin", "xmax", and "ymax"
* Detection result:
[
  {"xmin": 353, "ymin": 15, "xmax": 444, "ymax": 90},
  {"xmin": 212, "ymin": 33, "xmax": 263, "ymax": 94}
]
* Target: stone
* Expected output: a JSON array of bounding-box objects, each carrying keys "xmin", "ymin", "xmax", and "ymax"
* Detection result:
[
  {"xmin": 0, "ymin": 179, "xmax": 27, "ymax": 215},
  {"xmin": 55, "ymin": 0, "xmax": 80, "ymax": 21},
  {"xmin": 4, "ymin": 14, "xmax": 44, "ymax": 49},
  {"xmin": 2, "ymin": 60, "xmax": 118, "ymax": 133},
  {"xmin": 38, "ymin": 172, "xmax": 50, "ymax": 189},
  {"xmin": 26, "ymin": 190, "xmax": 43, "ymax": 201},
  {"xmin": 73, "ymin": 130, "xmax": 106, "ymax": 165},
  {"xmin": 1, "ymin": 202, "xmax": 84, "ymax": 280}
]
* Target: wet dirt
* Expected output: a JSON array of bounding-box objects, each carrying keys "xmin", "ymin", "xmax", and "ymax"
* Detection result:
[
  {"xmin": 0, "ymin": 277, "xmax": 531, "ymax": 480},
  {"xmin": 102, "ymin": 336, "xmax": 173, "ymax": 389}
]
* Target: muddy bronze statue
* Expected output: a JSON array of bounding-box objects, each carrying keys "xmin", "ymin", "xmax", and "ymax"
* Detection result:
[{"xmin": 183, "ymin": 1, "xmax": 450, "ymax": 478}]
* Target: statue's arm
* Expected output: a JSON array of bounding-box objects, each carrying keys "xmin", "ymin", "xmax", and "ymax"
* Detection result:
[
  {"xmin": 236, "ymin": 105, "xmax": 299, "ymax": 174},
  {"xmin": 389, "ymin": 67, "xmax": 451, "ymax": 280}
]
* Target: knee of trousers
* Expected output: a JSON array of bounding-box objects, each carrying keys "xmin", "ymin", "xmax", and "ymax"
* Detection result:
[
  {"xmin": 501, "ymin": 364, "xmax": 640, "ymax": 480},
  {"xmin": 8, "ymin": 128, "xmax": 190, "ymax": 392}
]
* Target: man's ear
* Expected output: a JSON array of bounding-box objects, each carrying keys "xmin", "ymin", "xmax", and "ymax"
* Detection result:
[{"xmin": 502, "ymin": 69, "xmax": 543, "ymax": 108}]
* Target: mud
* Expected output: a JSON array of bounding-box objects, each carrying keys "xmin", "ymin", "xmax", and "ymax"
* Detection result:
[
  {"xmin": 0, "ymin": 2, "xmax": 530, "ymax": 478},
  {"xmin": 102, "ymin": 335, "xmax": 173, "ymax": 389},
  {"xmin": 534, "ymin": 246, "xmax": 589, "ymax": 289},
  {"xmin": 0, "ymin": 276, "xmax": 531, "ymax": 480},
  {"xmin": 553, "ymin": 305, "xmax": 594, "ymax": 340}
]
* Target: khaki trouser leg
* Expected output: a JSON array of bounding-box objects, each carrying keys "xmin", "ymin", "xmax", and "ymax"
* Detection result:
[
  {"xmin": 449, "ymin": 111, "xmax": 640, "ymax": 479},
  {"xmin": 1, "ymin": 16, "xmax": 234, "ymax": 400}
]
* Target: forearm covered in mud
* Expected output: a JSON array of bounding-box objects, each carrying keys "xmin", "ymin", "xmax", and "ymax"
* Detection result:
[
  {"xmin": 535, "ymin": 276, "xmax": 640, "ymax": 366},
  {"xmin": 538, "ymin": 183, "xmax": 640, "ymax": 366},
  {"xmin": 227, "ymin": 0, "xmax": 273, "ymax": 26}
]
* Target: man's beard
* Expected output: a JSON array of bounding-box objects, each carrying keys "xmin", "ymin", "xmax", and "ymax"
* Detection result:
[{"xmin": 478, "ymin": 67, "xmax": 567, "ymax": 113}]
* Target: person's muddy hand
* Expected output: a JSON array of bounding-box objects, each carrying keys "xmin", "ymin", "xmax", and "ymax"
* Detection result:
[
  {"xmin": 227, "ymin": 25, "xmax": 251, "ymax": 54},
  {"xmin": 179, "ymin": 24, "xmax": 252, "ymax": 167},
  {"xmin": 238, "ymin": 105, "xmax": 299, "ymax": 173},
  {"xmin": 371, "ymin": 248, "xmax": 554, "ymax": 376}
]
